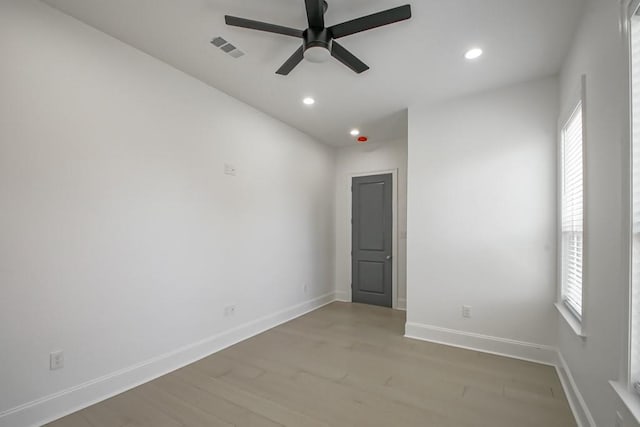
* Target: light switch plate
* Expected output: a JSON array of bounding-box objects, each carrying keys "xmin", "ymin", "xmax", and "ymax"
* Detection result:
[{"xmin": 224, "ymin": 163, "xmax": 237, "ymax": 176}]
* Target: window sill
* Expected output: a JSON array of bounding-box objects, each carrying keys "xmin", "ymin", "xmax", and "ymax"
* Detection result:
[
  {"xmin": 555, "ymin": 303, "xmax": 587, "ymax": 339},
  {"xmin": 611, "ymin": 381, "xmax": 640, "ymax": 425}
]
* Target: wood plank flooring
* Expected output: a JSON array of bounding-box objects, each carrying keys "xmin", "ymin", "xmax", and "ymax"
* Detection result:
[{"xmin": 47, "ymin": 302, "xmax": 576, "ymax": 427}]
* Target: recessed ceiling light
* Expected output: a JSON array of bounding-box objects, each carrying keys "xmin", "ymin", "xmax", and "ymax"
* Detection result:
[
  {"xmin": 350, "ymin": 129, "xmax": 360, "ymax": 136},
  {"xmin": 465, "ymin": 48, "xmax": 483, "ymax": 60},
  {"xmin": 303, "ymin": 97, "xmax": 315, "ymax": 105}
]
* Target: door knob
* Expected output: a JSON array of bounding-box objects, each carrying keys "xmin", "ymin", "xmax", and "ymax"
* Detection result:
[{"xmin": 386, "ymin": 255, "xmax": 392, "ymax": 260}]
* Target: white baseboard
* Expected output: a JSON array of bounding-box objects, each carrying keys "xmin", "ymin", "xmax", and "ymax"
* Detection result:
[
  {"xmin": 397, "ymin": 297, "xmax": 407, "ymax": 311},
  {"xmin": 405, "ymin": 321, "xmax": 593, "ymax": 427},
  {"xmin": 556, "ymin": 352, "xmax": 596, "ymax": 427},
  {"xmin": 0, "ymin": 292, "xmax": 336, "ymax": 427},
  {"xmin": 4, "ymin": 299, "xmax": 592, "ymax": 427},
  {"xmin": 404, "ymin": 321, "xmax": 558, "ymax": 366},
  {"xmin": 334, "ymin": 290, "xmax": 351, "ymax": 302}
]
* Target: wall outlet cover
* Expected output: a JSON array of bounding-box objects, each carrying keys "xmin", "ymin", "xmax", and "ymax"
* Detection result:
[
  {"xmin": 50, "ymin": 351, "xmax": 64, "ymax": 370},
  {"xmin": 462, "ymin": 305, "xmax": 472, "ymax": 318}
]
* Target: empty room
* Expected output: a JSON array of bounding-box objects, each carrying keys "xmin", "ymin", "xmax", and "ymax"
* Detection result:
[{"xmin": 3, "ymin": 0, "xmax": 640, "ymax": 426}]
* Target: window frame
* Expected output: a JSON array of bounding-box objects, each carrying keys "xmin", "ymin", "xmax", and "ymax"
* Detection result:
[
  {"xmin": 555, "ymin": 75, "xmax": 587, "ymax": 339},
  {"xmin": 610, "ymin": 3, "xmax": 640, "ymax": 423},
  {"xmin": 628, "ymin": 0, "xmax": 640, "ymax": 397}
]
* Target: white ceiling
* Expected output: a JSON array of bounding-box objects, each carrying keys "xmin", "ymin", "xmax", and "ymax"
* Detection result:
[{"xmin": 42, "ymin": 0, "xmax": 585, "ymax": 146}]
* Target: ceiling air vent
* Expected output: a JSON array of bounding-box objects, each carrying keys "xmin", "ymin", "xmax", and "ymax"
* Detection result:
[
  {"xmin": 211, "ymin": 36, "xmax": 227, "ymax": 47},
  {"xmin": 211, "ymin": 36, "xmax": 245, "ymax": 58}
]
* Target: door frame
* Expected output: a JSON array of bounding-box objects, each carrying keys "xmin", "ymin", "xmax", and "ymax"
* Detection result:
[{"xmin": 345, "ymin": 169, "xmax": 399, "ymax": 310}]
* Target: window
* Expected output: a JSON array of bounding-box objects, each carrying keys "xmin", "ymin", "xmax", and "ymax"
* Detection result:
[
  {"xmin": 630, "ymin": 12, "xmax": 640, "ymax": 389},
  {"xmin": 560, "ymin": 102, "xmax": 584, "ymax": 319},
  {"xmin": 614, "ymin": 3, "xmax": 640, "ymax": 415}
]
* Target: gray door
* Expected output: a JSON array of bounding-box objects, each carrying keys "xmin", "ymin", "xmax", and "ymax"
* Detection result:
[{"xmin": 352, "ymin": 174, "xmax": 392, "ymax": 308}]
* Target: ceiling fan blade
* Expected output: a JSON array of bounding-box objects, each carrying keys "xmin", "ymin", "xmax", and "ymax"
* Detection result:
[
  {"xmin": 276, "ymin": 46, "xmax": 305, "ymax": 75},
  {"xmin": 304, "ymin": 0, "xmax": 325, "ymax": 29},
  {"xmin": 225, "ymin": 15, "xmax": 303, "ymax": 38},
  {"xmin": 329, "ymin": 4, "xmax": 411, "ymax": 39},
  {"xmin": 331, "ymin": 41, "xmax": 369, "ymax": 74}
]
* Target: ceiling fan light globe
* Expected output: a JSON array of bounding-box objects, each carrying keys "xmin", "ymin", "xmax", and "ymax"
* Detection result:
[{"xmin": 304, "ymin": 46, "xmax": 331, "ymax": 63}]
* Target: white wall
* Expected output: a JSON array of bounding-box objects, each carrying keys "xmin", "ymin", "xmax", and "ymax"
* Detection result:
[
  {"xmin": 334, "ymin": 138, "xmax": 408, "ymax": 308},
  {"xmin": 557, "ymin": 0, "xmax": 633, "ymax": 425},
  {"xmin": 406, "ymin": 76, "xmax": 559, "ymax": 352},
  {"xmin": 0, "ymin": 0, "xmax": 335, "ymax": 424}
]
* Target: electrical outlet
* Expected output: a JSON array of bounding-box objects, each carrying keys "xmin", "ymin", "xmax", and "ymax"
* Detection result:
[
  {"xmin": 224, "ymin": 163, "xmax": 237, "ymax": 176},
  {"xmin": 616, "ymin": 411, "xmax": 624, "ymax": 427},
  {"xmin": 224, "ymin": 305, "xmax": 236, "ymax": 317},
  {"xmin": 303, "ymin": 283, "xmax": 308, "ymax": 293},
  {"xmin": 50, "ymin": 351, "xmax": 64, "ymax": 370},
  {"xmin": 462, "ymin": 305, "xmax": 472, "ymax": 318}
]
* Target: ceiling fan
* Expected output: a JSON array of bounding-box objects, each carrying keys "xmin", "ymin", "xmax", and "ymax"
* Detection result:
[{"xmin": 224, "ymin": 1, "xmax": 412, "ymax": 75}]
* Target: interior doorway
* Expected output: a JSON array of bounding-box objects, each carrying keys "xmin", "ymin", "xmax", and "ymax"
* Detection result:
[{"xmin": 351, "ymin": 173, "xmax": 393, "ymax": 307}]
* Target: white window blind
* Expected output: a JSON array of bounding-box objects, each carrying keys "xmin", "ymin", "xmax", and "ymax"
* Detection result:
[
  {"xmin": 630, "ymin": 14, "xmax": 640, "ymax": 387},
  {"xmin": 561, "ymin": 103, "xmax": 584, "ymax": 319}
]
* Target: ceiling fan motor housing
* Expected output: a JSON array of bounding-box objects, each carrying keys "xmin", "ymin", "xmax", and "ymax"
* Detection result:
[{"xmin": 303, "ymin": 28, "xmax": 332, "ymax": 62}]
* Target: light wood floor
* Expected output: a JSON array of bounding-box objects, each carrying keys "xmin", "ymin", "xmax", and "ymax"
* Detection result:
[{"xmin": 47, "ymin": 302, "xmax": 576, "ymax": 427}]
